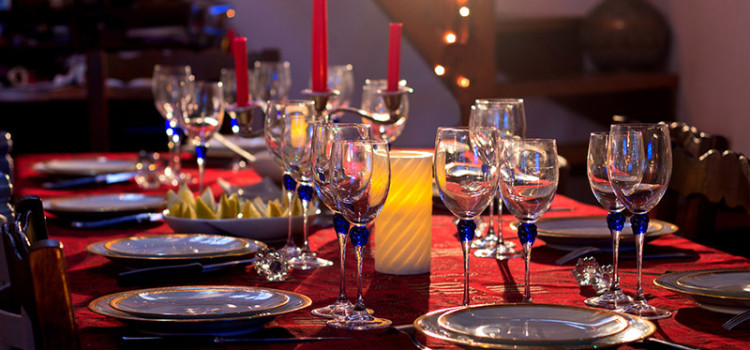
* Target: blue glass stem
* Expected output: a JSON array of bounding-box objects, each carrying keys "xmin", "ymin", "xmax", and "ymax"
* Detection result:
[
  {"xmin": 349, "ymin": 225, "xmax": 372, "ymax": 318},
  {"xmin": 518, "ymin": 222, "xmax": 537, "ymax": 303},
  {"xmin": 297, "ymin": 184, "xmax": 314, "ymax": 255},
  {"xmin": 195, "ymin": 143, "xmax": 206, "ymax": 192},
  {"xmin": 165, "ymin": 120, "xmax": 182, "ymax": 180},
  {"xmin": 631, "ymin": 213, "xmax": 649, "ymax": 302},
  {"xmin": 457, "ymin": 219, "xmax": 476, "ymax": 306},
  {"xmin": 333, "ymin": 213, "xmax": 350, "ymax": 303},
  {"xmin": 607, "ymin": 211, "xmax": 626, "ymax": 293}
]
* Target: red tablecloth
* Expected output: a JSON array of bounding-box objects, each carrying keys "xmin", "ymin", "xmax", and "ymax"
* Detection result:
[{"xmin": 13, "ymin": 153, "xmax": 750, "ymax": 349}]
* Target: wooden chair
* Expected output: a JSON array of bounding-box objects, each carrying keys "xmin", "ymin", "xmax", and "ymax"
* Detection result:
[
  {"xmin": 0, "ymin": 196, "xmax": 79, "ymax": 350},
  {"xmin": 651, "ymin": 122, "xmax": 750, "ymax": 257}
]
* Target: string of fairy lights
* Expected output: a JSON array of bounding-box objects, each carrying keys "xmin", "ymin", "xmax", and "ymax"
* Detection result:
[{"xmin": 434, "ymin": 2, "xmax": 471, "ymax": 89}]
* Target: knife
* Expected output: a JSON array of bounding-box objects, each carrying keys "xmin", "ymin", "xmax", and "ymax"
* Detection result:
[
  {"xmin": 42, "ymin": 171, "xmax": 138, "ymax": 189},
  {"xmin": 117, "ymin": 258, "xmax": 257, "ymax": 286},
  {"xmin": 120, "ymin": 335, "xmax": 352, "ymax": 348},
  {"xmin": 70, "ymin": 212, "xmax": 164, "ymax": 229}
]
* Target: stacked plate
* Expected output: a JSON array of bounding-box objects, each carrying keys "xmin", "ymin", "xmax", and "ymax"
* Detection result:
[
  {"xmin": 523, "ymin": 216, "xmax": 678, "ymax": 251},
  {"xmin": 86, "ymin": 233, "xmax": 266, "ymax": 267},
  {"xmin": 415, "ymin": 304, "xmax": 655, "ymax": 349},
  {"xmin": 655, "ymin": 268, "xmax": 750, "ymax": 314},
  {"xmin": 46, "ymin": 193, "xmax": 166, "ymax": 219},
  {"xmin": 33, "ymin": 157, "xmax": 137, "ymax": 176},
  {"xmin": 89, "ymin": 285, "xmax": 311, "ymax": 335}
]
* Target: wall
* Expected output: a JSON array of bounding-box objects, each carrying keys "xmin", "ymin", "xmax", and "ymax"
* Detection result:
[{"xmin": 227, "ymin": 0, "xmax": 459, "ymax": 148}]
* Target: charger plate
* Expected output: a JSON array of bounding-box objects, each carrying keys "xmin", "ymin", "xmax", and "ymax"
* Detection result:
[
  {"xmin": 89, "ymin": 286, "xmax": 311, "ymax": 336},
  {"xmin": 415, "ymin": 304, "xmax": 655, "ymax": 349},
  {"xmin": 45, "ymin": 193, "xmax": 166, "ymax": 219},
  {"xmin": 104, "ymin": 234, "xmax": 252, "ymax": 258},
  {"xmin": 33, "ymin": 157, "xmax": 137, "ymax": 176},
  {"xmin": 655, "ymin": 269, "xmax": 750, "ymax": 315},
  {"xmin": 108, "ymin": 286, "xmax": 290, "ymax": 319}
]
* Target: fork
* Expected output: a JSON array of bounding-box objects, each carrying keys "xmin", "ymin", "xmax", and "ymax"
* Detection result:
[
  {"xmin": 722, "ymin": 310, "xmax": 750, "ymax": 330},
  {"xmin": 393, "ymin": 324, "xmax": 431, "ymax": 350}
]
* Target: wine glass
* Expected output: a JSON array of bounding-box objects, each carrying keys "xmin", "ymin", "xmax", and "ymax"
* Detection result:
[
  {"xmin": 151, "ymin": 64, "xmax": 193, "ymax": 186},
  {"xmin": 360, "ymin": 78, "xmax": 409, "ymax": 143},
  {"xmin": 264, "ymin": 100, "xmax": 301, "ymax": 259},
  {"xmin": 499, "ymin": 138, "xmax": 559, "ymax": 303},
  {"xmin": 310, "ymin": 122, "xmax": 372, "ymax": 318},
  {"xmin": 584, "ymin": 132, "xmax": 635, "ymax": 310},
  {"xmin": 469, "ymin": 98, "xmax": 526, "ymax": 259},
  {"xmin": 179, "ymin": 80, "xmax": 224, "ymax": 192},
  {"xmin": 280, "ymin": 102, "xmax": 333, "ymax": 270},
  {"xmin": 434, "ymin": 127, "xmax": 498, "ymax": 306},
  {"xmin": 219, "ymin": 68, "xmax": 255, "ymax": 170},
  {"xmin": 327, "ymin": 64, "xmax": 354, "ymax": 111},
  {"xmin": 607, "ymin": 123, "xmax": 673, "ymax": 319},
  {"xmin": 327, "ymin": 138, "xmax": 391, "ymax": 330},
  {"xmin": 252, "ymin": 61, "xmax": 292, "ymax": 102}
]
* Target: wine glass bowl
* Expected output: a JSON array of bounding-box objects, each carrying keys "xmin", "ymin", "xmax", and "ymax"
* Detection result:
[
  {"xmin": 360, "ymin": 78, "xmax": 409, "ymax": 142},
  {"xmin": 434, "ymin": 127, "xmax": 498, "ymax": 306},
  {"xmin": 499, "ymin": 138, "xmax": 559, "ymax": 303},
  {"xmin": 179, "ymin": 80, "xmax": 224, "ymax": 192},
  {"xmin": 252, "ymin": 61, "xmax": 292, "ymax": 102},
  {"xmin": 607, "ymin": 123, "xmax": 673, "ymax": 320},
  {"xmin": 584, "ymin": 131, "xmax": 634, "ymax": 310},
  {"xmin": 151, "ymin": 64, "xmax": 193, "ymax": 186},
  {"xmin": 327, "ymin": 138, "xmax": 391, "ymax": 330}
]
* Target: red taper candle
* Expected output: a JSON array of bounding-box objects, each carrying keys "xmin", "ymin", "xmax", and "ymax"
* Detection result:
[
  {"xmin": 387, "ymin": 23, "xmax": 403, "ymax": 92},
  {"xmin": 312, "ymin": 0, "xmax": 328, "ymax": 92},
  {"xmin": 232, "ymin": 36, "xmax": 249, "ymax": 106}
]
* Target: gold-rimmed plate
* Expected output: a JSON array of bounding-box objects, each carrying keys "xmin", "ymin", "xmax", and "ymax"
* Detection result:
[
  {"xmin": 655, "ymin": 269, "xmax": 750, "ymax": 314},
  {"xmin": 108, "ymin": 286, "xmax": 290, "ymax": 319},
  {"xmin": 86, "ymin": 236, "xmax": 265, "ymax": 267},
  {"xmin": 519, "ymin": 216, "xmax": 678, "ymax": 251},
  {"xmin": 437, "ymin": 304, "xmax": 630, "ymax": 343},
  {"xmin": 45, "ymin": 193, "xmax": 166, "ymax": 219},
  {"xmin": 89, "ymin": 286, "xmax": 311, "ymax": 336},
  {"xmin": 104, "ymin": 234, "xmax": 252, "ymax": 258},
  {"xmin": 415, "ymin": 304, "xmax": 655, "ymax": 350},
  {"xmin": 33, "ymin": 157, "xmax": 137, "ymax": 176}
]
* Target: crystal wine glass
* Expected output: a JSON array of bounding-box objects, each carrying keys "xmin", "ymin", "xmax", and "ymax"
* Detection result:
[
  {"xmin": 434, "ymin": 127, "xmax": 498, "ymax": 306},
  {"xmin": 219, "ymin": 67, "xmax": 254, "ymax": 170},
  {"xmin": 151, "ymin": 64, "xmax": 193, "ymax": 186},
  {"xmin": 179, "ymin": 80, "xmax": 224, "ymax": 192},
  {"xmin": 328, "ymin": 138, "xmax": 391, "ymax": 330},
  {"xmin": 280, "ymin": 102, "xmax": 332, "ymax": 270},
  {"xmin": 584, "ymin": 131, "xmax": 634, "ymax": 310},
  {"xmin": 499, "ymin": 138, "xmax": 559, "ymax": 303},
  {"xmin": 360, "ymin": 78, "xmax": 409, "ymax": 143},
  {"xmin": 252, "ymin": 61, "xmax": 292, "ymax": 102},
  {"xmin": 469, "ymin": 98, "xmax": 526, "ymax": 259},
  {"xmin": 264, "ymin": 100, "xmax": 301, "ymax": 259},
  {"xmin": 607, "ymin": 123, "xmax": 672, "ymax": 319},
  {"xmin": 310, "ymin": 64, "xmax": 355, "ymax": 114},
  {"xmin": 310, "ymin": 122, "xmax": 372, "ymax": 318}
]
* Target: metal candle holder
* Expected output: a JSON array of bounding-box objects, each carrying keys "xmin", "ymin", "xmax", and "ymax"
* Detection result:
[
  {"xmin": 301, "ymin": 89, "xmax": 340, "ymax": 122},
  {"xmin": 303, "ymin": 86, "xmax": 413, "ymax": 124}
]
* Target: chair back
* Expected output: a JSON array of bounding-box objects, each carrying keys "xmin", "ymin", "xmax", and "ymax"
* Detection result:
[{"xmin": 0, "ymin": 196, "xmax": 78, "ymax": 350}]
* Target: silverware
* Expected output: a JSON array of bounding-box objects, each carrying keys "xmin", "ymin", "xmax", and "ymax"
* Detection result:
[
  {"xmin": 120, "ymin": 335, "xmax": 351, "ymax": 347},
  {"xmin": 722, "ymin": 310, "xmax": 750, "ymax": 330},
  {"xmin": 42, "ymin": 171, "xmax": 138, "ymax": 189},
  {"xmin": 639, "ymin": 337, "xmax": 709, "ymax": 350},
  {"xmin": 392, "ymin": 324, "xmax": 431, "ymax": 350},
  {"xmin": 555, "ymin": 246, "xmax": 694, "ymax": 265},
  {"xmin": 213, "ymin": 133, "xmax": 256, "ymax": 162},
  {"xmin": 70, "ymin": 212, "xmax": 164, "ymax": 229},
  {"xmin": 117, "ymin": 258, "xmax": 258, "ymax": 286}
]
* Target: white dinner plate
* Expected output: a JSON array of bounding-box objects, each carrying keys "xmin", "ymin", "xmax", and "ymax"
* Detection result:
[
  {"xmin": 86, "ymin": 236, "xmax": 265, "ymax": 267},
  {"xmin": 33, "ymin": 157, "xmax": 137, "ymax": 176},
  {"xmin": 655, "ymin": 268, "xmax": 750, "ymax": 314},
  {"xmin": 89, "ymin": 286, "xmax": 311, "ymax": 336},
  {"xmin": 45, "ymin": 193, "xmax": 166, "ymax": 219},
  {"xmin": 108, "ymin": 286, "xmax": 290, "ymax": 319},
  {"xmin": 103, "ymin": 233, "xmax": 253, "ymax": 258},
  {"xmin": 519, "ymin": 216, "xmax": 678, "ymax": 251},
  {"xmin": 163, "ymin": 210, "xmax": 319, "ymax": 243},
  {"xmin": 438, "ymin": 304, "xmax": 630, "ymax": 343},
  {"xmin": 415, "ymin": 304, "xmax": 655, "ymax": 349}
]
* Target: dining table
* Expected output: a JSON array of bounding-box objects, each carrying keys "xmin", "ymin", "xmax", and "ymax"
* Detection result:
[{"xmin": 12, "ymin": 151, "xmax": 750, "ymax": 350}]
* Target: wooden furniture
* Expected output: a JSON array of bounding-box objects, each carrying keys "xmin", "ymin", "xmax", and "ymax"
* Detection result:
[
  {"xmin": 0, "ymin": 196, "xmax": 78, "ymax": 350},
  {"xmin": 653, "ymin": 122, "xmax": 750, "ymax": 257}
]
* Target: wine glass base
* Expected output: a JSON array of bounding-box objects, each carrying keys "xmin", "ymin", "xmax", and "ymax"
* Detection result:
[
  {"xmin": 584, "ymin": 289, "xmax": 635, "ymax": 310},
  {"xmin": 326, "ymin": 316, "xmax": 391, "ymax": 330},
  {"xmin": 470, "ymin": 237, "xmax": 495, "ymax": 249},
  {"xmin": 289, "ymin": 253, "xmax": 333, "ymax": 270},
  {"xmin": 278, "ymin": 245, "xmax": 301, "ymax": 259},
  {"xmin": 311, "ymin": 301, "xmax": 373, "ymax": 319},
  {"xmin": 474, "ymin": 243, "xmax": 520, "ymax": 259},
  {"xmin": 623, "ymin": 300, "xmax": 672, "ymax": 320}
]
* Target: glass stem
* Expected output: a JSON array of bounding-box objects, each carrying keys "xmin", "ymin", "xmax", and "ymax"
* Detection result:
[
  {"xmin": 523, "ymin": 241, "xmax": 533, "ymax": 303},
  {"xmin": 486, "ymin": 200, "xmax": 495, "ymax": 239},
  {"xmin": 334, "ymin": 213, "xmax": 350, "ymax": 303},
  {"xmin": 496, "ymin": 196, "xmax": 504, "ymax": 245},
  {"xmin": 196, "ymin": 143, "xmax": 206, "ymax": 192},
  {"xmin": 631, "ymin": 214, "xmax": 649, "ymax": 302},
  {"xmin": 354, "ymin": 244, "xmax": 366, "ymax": 311},
  {"xmin": 461, "ymin": 239, "xmax": 471, "ymax": 306},
  {"xmin": 297, "ymin": 185, "xmax": 314, "ymax": 255},
  {"xmin": 283, "ymin": 188, "xmax": 295, "ymax": 247},
  {"xmin": 610, "ymin": 228, "xmax": 622, "ymax": 292},
  {"xmin": 166, "ymin": 120, "xmax": 182, "ymax": 177}
]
